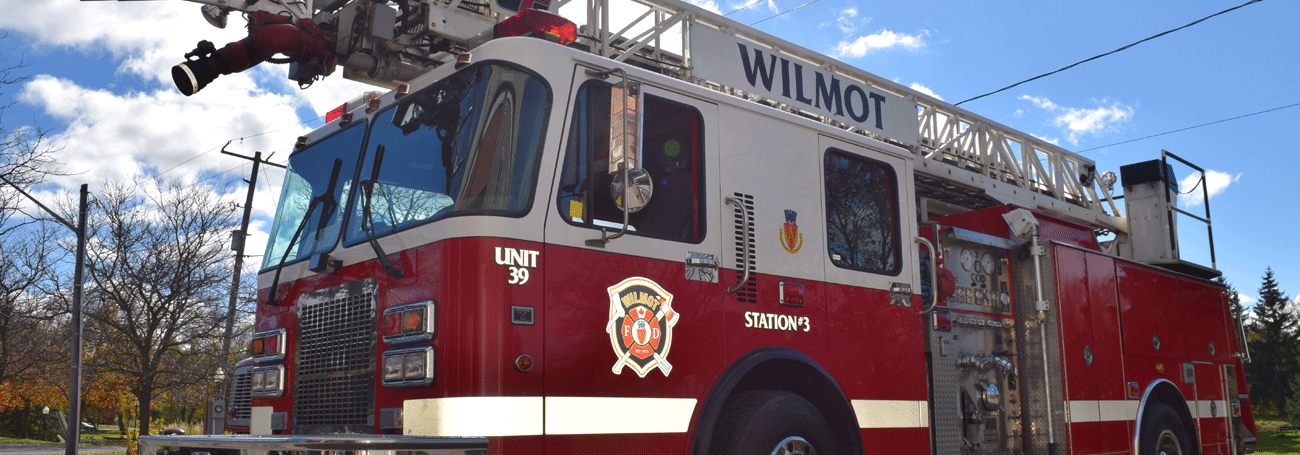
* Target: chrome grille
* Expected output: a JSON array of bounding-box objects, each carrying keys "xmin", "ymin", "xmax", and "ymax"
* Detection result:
[
  {"xmin": 229, "ymin": 366, "xmax": 252, "ymax": 422},
  {"xmin": 293, "ymin": 278, "xmax": 377, "ymax": 434},
  {"xmin": 731, "ymin": 192, "xmax": 757, "ymax": 303}
]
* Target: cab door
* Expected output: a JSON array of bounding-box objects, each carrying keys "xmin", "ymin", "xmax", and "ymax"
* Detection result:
[
  {"xmin": 540, "ymin": 66, "xmax": 724, "ymax": 452},
  {"xmin": 817, "ymin": 135, "xmax": 930, "ymax": 452}
]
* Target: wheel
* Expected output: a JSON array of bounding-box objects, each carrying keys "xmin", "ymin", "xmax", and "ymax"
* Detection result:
[
  {"xmin": 1139, "ymin": 403, "xmax": 1193, "ymax": 455},
  {"xmin": 711, "ymin": 390, "xmax": 837, "ymax": 455}
]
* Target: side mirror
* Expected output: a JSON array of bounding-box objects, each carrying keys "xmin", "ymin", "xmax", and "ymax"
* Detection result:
[
  {"xmin": 584, "ymin": 71, "xmax": 649, "ymax": 248},
  {"xmin": 611, "ymin": 167, "xmax": 653, "ymax": 213}
]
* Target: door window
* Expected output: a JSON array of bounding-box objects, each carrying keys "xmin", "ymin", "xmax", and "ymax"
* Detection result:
[
  {"xmin": 557, "ymin": 81, "xmax": 706, "ymax": 243},
  {"xmin": 824, "ymin": 148, "xmax": 901, "ymax": 275}
]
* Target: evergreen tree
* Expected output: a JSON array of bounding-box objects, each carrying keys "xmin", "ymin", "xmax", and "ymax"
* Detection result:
[
  {"xmin": 1288, "ymin": 374, "xmax": 1300, "ymax": 426},
  {"xmin": 1245, "ymin": 267, "xmax": 1299, "ymax": 414},
  {"xmin": 1215, "ymin": 276, "xmax": 1245, "ymax": 328}
]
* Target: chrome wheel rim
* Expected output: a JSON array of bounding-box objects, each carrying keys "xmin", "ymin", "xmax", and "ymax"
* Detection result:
[
  {"xmin": 771, "ymin": 436, "xmax": 817, "ymax": 455},
  {"xmin": 1156, "ymin": 429, "xmax": 1183, "ymax": 455}
]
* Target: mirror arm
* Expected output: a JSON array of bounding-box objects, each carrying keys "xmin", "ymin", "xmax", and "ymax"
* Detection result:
[
  {"xmin": 586, "ymin": 66, "xmax": 642, "ymax": 248},
  {"xmin": 585, "ymin": 164, "xmax": 634, "ymax": 248}
]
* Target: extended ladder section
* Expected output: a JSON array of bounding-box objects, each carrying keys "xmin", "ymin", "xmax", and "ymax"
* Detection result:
[
  {"xmin": 178, "ymin": 0, "xmax": 1127, "ymax": 234},
  {"xmin": 573, "ymin": 0, "xmax": 1128, "ymax": 234}
]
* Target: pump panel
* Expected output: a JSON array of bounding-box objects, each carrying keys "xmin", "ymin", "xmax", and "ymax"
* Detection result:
[{"xmin": 926, "ymin": 226, "xmax": 1021, "ymax": 455}]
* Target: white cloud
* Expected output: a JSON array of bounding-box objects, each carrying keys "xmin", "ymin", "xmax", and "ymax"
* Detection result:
[
  {"xmin": 1178, "ymin": 170, "xmax": 1241, "ymax": 208},
  {"xmin": 909, "ymin": 82, "xmax": 942, "ymax": 101},
  {"xmin": 0, "ymin": 2, "xmax": 249, "ymax": 81},
  {"xmin": 832, "ymin": 29, "xmax": 928, "ymax": 59},
  {"xmin": 1020, "ymin": 95, "xmax": 1059, "ymax": 111},
  {"xmin": 1017, "ymin": 95, "xmax": 1134, "ymax": 145},
  {"xmin": 0, "ymin": 0, "xmax": 373, "ymax": 211},
  {"xmin": 685, "ymin": 0, "xmax": 723, "ymax": 14},
  {"xmin": 18, "ymin": 74, "xmax": 311, "ymax": 188},
  {"xmin": 835, "ymin": 7, "xmax": 858, "ymax": 34},
  {"xmin": 1029, "ymin": 133, "xmax": 1061, "ymax": 146},
  {"xmin": 0, "ymin": 0, "xmax": 386, "ymax": 262}
]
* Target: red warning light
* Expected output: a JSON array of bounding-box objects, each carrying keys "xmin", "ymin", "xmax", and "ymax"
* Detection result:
[
  {"xmin": 495, "ymin": 9, "xmax": 576, "ymax": 45},
  {"xmin": 325, "ymin": 104, "xmax": 346, "ymax": 123}
]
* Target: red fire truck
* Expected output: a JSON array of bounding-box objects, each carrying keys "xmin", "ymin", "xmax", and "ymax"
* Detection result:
[{"xmin": 134, "ymin": 0, "xmax": 1256, "ymax": 454}]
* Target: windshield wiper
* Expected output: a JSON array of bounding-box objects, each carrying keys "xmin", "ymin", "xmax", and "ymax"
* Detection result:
[
  {"xmin": 267, "ymin": 158, "xmax": 343, "ymax": 306},
  {"xmin": 360, "ymin": 144, "xmax": 405, "ymax": 278}
]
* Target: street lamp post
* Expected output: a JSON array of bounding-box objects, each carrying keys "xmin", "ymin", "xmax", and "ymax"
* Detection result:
[{"xmin": 0, "ymin": 177, "xmax": 89, "ymax": 455}]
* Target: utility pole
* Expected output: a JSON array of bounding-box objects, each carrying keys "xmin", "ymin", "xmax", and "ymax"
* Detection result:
[
  {"xmin": 0, "ymin": 177, "xmax": 88, "ymax": 455},
  {"xmin": 217, "ymin": 145, "xmax": 285, "ymax": 406},
  {"xmin": 68, "ymin": 186, "xmax": 87, "ymax": 455}
]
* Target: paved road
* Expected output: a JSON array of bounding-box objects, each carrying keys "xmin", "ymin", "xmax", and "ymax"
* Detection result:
[{"xmin": 0, "ymin": 445, "xmax": 127, "ymax": 454}]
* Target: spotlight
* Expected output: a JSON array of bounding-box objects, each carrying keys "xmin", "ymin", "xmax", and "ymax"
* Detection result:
[
  {"xmin": 201, "ymin": 5, "xmax": 230, "ymax": 29},
  {"xmin": 1100, "ymin": 171, "xmax": 1118, "ymax": 191}
]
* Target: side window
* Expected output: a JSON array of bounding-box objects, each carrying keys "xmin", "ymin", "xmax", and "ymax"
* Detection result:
[
  {"xmin": 557, "ymin": 81, "xmax": 706, "ymax": 243},
  {"xmin": 824, "ymin": 148, "xmax": 901, "ymax": 275}
]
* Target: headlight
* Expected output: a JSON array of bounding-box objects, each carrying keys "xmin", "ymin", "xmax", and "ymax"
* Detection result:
[
  {"xmin": 404, "ymin": 352, "xmax": 426, "ymax": 380},
  {"xmin": 250, "ymin": 366, "xmax": 285, "ymax": 397},
  {"xmin": 383, "ymin": 353, "xmax": 405, "ymax": 382},
  {"xmin": 250, "ymin": 370, "xmax": 265, "ymax": 391},
  {"xmin": 382, "ymin": 347, "xmax": 434, "ymax": 388}
]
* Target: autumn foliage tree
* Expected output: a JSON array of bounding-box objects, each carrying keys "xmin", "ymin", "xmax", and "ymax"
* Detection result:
[{"xmin": 79, "ymin": 180, "xmax": 239, "ymax": 435}]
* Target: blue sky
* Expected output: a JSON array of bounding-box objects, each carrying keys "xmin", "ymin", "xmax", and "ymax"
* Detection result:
[{"xmin": 0, "ymin": 0, "xmax": 1296, "ymax": 307}]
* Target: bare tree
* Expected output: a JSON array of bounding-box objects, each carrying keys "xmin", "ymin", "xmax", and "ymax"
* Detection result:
[
  {"xmin": 79, "ymin": 180, "xmax": 239, "ymax": 435},
  {"xmin": 0, "ymin": 35, "xmax": 67, "ymax": 425},
  {"xmin": 0, "ymin": 222, "xmax": 64, "ymax": 404},
  {"xmin": 0, "ymin": 35, "xmax": 63, "ymax": 235}
]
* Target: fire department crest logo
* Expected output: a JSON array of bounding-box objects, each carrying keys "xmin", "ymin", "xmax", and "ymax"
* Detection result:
[
  {"xmin": 779, "ymin": 210, "xmax": 803, "ymax": 253},
  {"xmin": 606, "ymin": 277, "xmax": 679, "ymax": 378}
]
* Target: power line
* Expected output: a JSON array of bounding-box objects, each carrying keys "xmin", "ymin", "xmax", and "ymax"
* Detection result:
[
  {"xmin": 150, "ymin": 142, "xmax": 224, "ymax": 182},
  {"xmin": 725, "ymin": 0, "xmax": 765, "ymax": 16},
  {"xmin": 955, "ymin": 0, "xmax": 1263, "ymax": 106},
  {"xmin": 148, "ymin": 115, "xmax": 319, "ymax": 182},
  {"xmin": 749, "ymin": 0, "xmax": 821, "ymax": 26},
  {"xmin": 1078, "ymin": 101, "xmax": 1300, "ymax": 152}
]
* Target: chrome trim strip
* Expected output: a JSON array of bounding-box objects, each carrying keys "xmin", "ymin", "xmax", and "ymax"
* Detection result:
[
  {"xmin": 1132, "ymin": 378, "xmax": 1190, "ymax": 455},
  {"xmin": 850, "ymin": 400, "xmax": 929, "ymax": 428}
]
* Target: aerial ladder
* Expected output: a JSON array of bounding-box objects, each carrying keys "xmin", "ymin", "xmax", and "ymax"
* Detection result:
[{"xmin": 134, "ymin": 0, "xmax": 1158, "ymax": 261}]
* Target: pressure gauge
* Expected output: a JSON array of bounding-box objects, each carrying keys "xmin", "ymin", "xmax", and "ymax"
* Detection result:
[
  {"xmin": 959, "ymin": 249, "xmax": 974, "ymax": 271},
  {"xmin": 980, "ymin": 253, "xmax": 995, "ymax": 275}
]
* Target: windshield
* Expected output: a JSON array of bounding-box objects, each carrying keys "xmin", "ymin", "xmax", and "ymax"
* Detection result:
[
  {"xmin": 259, "ymin": 63, "xmax": 551, "ymax": 271},
  {"xmin": 261, "ymin": 123, "xmax": 365, "ymax": 270},
  {"xmin": 344, "ymin": 64, "xmax": 550, "ymax": 245}
]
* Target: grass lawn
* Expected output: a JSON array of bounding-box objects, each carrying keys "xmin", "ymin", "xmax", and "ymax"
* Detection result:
[
  {"xmin": 0, "ymin": 426, "xmax": 133, "ymax": 446},
  {"xmin": 1252, "ymin": 415, "xmax": 1300, "ymax": 455},
  {"xmin": 0, "ymin": 437, "xmax": 58, "ymax": 445}
]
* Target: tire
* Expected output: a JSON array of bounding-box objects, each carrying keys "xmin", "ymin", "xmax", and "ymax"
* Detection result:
[
  {"xmin": 1139, "ymin": 403, "xmax": 1193, "ymax": 455},
  {"xmin": 711, "ymin": 390, "xmax": 837, "ymax": 455}
]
